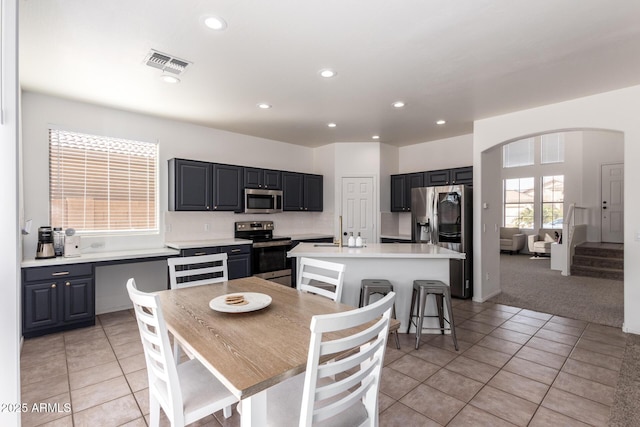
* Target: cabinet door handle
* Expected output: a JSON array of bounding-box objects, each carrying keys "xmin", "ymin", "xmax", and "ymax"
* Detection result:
[
  {"xmin": 65, "ymin": 282, "xmax": 71, "ymax": 286},
  {"xmin": 51, "ymin": 284, "xmax": 56, "ymax": 288},
  {"xmin": 52, "ymin": 271, "xmax": 70, "ymax": 276},
  {"xmin": 194, "ymin": 252, "xmax": 207, "ymax": 256},
  {"xmin": 231, "ymin": 249, "xmax": 242, "ymax": 253}
]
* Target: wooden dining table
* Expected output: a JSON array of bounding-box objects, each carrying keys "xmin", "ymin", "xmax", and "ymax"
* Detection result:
[{"xmin": 157, "ymin": 276, "xmax": 370, "ymax": 427}]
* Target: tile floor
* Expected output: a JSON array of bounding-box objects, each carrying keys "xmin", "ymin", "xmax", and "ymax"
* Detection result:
[{"xmin": 20, "ymin": 298, "xmax": 626, "ymax": 426}]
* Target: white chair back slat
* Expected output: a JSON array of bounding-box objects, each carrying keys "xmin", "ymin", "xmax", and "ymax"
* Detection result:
[
  {"xmin": 299, "ymin": 291, "xmax": 395, "ymax": 427},
  {"xmin": 168, "ymin": 253, "xmax": 228, "ymax": 289},
  {"xmin": 297, "ymin": 257, "xmax": 346, "ymax": 302}
]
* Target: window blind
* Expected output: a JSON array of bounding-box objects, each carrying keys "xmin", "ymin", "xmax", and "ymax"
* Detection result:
[{"xmin": 49, "ymin": 129, "xmax": 158, "ymax": 233}]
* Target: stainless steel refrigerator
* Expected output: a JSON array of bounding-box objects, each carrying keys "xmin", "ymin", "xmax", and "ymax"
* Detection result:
[{"xmin": 411, "ymin": 185, "xmax": 473, "ymax": 298}]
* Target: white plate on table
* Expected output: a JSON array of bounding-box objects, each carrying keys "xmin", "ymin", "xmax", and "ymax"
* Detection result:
[{"xmin": 209, "ymin": 292, "xmax": 272, "ymax": 313}]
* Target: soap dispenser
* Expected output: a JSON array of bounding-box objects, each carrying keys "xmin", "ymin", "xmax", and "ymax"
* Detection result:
[
  {"xmin": 355, "ymin": 232, "xmax": 363, "ymax": 247},
  {"xmin": 347, "ymin": 232, "xmax": 355, "ymax": 247}
]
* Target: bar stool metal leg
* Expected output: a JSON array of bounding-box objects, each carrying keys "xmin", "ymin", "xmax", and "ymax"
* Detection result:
[{"xmin": 443, "ymin": 287, "xmax": 458, "ymax": 350}]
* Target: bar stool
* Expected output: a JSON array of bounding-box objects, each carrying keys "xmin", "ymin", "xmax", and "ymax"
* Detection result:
[
  {"xmin": 407, "ymin": 280, "xmax": 458, "ymax": 351},
  {"xmin": 360, "ymin": 279, "xmax": 401, "ymax": 349}
]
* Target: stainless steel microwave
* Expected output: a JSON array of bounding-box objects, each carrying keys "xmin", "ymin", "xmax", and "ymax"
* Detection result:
[{"xmin": 244, "ymin": 188, "xmax": 283, "ymax": 213}]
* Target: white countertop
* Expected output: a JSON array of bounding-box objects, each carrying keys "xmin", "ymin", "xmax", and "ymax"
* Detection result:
[
  {"xmin": 22, "ymin": 247, "xmax": 180, "ymax": 268},
  {"xmin": 164, "ymin": 238, "xmax": 253, "ymax": 250},
  {"xmin": 287, "ymin": 242, "xmax": 465, "ymax": 259}
]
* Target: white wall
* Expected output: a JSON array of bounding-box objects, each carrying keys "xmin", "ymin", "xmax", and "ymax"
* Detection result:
[
  {"xmin": 474, "ymin": 84, "xmax": 640, "ymax": 335},
  {"xmin": 399, "ymin": 134, "xmax": 473, "ymax": 172},
  {"xmin": 1, "ymin": 0, "xmax": 20, "ymax": 424}
]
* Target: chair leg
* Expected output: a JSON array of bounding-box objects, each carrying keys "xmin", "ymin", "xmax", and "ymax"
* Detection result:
[
  {"xmin": 391, "ymin": 303, "xmax": 400, "ymax": 349},
  {"xmin": 393, "ymin": 330, "xmax": 401, "ymax": 349},
  {"xmin": 407, "ymin": 288, "xmax": 417, "ymax": 334},
  {"xmin": 149, "ymin": 394, "xmax": 160, "ymax": 427},
  {"xmin": 223, "ymin": 405, "xmax": 233, "ymax": 418},
  {"xmin": 415, "ymin": 288, "xmax": 428, "ymax": 350}
]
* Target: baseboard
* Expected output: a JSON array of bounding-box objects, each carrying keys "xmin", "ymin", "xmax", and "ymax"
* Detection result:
[
  {"xmin": 473, "ymin": 288, "xmax": 502, "ymax": 303},
  {"xmin": 622, "ymin": 323, "xmax": 640, "ymax": 336}
]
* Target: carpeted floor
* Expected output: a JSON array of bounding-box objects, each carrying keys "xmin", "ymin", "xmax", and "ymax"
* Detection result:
[
  {"xmin": 491, "ymin": 253, "xmax": 623, "ymax": 327},
  {"xmin": 610, "ymin": 333, "xmax": 640, "ymax": 426}
]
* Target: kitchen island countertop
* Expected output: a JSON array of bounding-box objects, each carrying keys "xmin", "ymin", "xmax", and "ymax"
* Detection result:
[
  {"xmin": 287, "ymin": 242, "xmax": 465, "ymax": 259},
  {"xmin": 165, "ymin": 238, "xmax": 253, "ymax": 250}
]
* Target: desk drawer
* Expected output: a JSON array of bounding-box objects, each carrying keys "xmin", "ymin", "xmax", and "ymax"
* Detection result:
[
  {"xmin": 219, "ymin": 245, "xmax": 251, "ymax": 256},
  {"xmin": 24, "ymin": 263, "xmax": 94, "ymax": 282}
]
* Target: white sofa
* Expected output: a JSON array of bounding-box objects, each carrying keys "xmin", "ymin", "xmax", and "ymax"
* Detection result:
[
  {"xmin": 527, "ymin": 228, "xmax": 557, "ymax": 256},
  {"xmin": 500, "ymin": 227, "xmax": 526, "ymax": 254}
]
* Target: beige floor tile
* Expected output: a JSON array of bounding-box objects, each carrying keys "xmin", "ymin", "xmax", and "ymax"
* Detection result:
[
  {"xmin": 584, "ymin": 322, "xmax": 627, "ymax": 339},
  {"xmin": 515, "ymin": 346, "xmax": 566, "ymax": 370},
  {"xmin": 576, "ymin": 337, "xmax": 626, "ymax": 358},
  {"xmin": 378, "ymin": 392, "xmax": 396, "ymax": 413},
  {"xmin": 458, "ymin": 320, "xmax": 497, "ymax": 335},
  {"xmin": 525, "ymin": 336, "xmax": 573, "ymax": 357},
  {"xmin": 561, "ymin": 358, "xmax": 619, "ymax": 387},
  {"xmin": 569, "ymin": 346, "xmax": 623, "ymax": 371},
  {"xmin": 469, "ymin": 313, "xmax": 507, "ymax": 327},
  {"xmin": 581, "ymin": 329, "xmax": 627, "ymax": 348},
  {"xmin": 119, "ymin": 418, "xmax": 148, "ymax": 427},
  {"xmin": 425, "ymin": 368, "xmax": 484, "ymax": 402},
  {"xmin": 552, "ymin": 372, "xmax": 616, "ymax": 406},
  {"xmin": 548, "ymin": 315, "xmax": 588, "ymax": 330},
  {"xmin": 476, "ymin": 335, "xmax": 522, "ymax": 356},
  {"xmin": 21, "ymin": 353, "xmax": 68, "ymax": 386},
  {"xmin": 379, "ymin": 402, "xmax": 441, "ymax": 427},
  {"xmin": 134, "ymin": 388, "xmax": 150, "ymax": 415},
  {"xmin": 68, "ymin": 360, "xmax": 123, "ymax": 391},
  {"xmin": 112, "ymin": 339, "xmax": 144, "ymax": 360},
  {"xmin": 22, "ymin": 333, "xmax": 65, "ymax": 357},
  {"xmin": 66, "ymin": 346, "xmax": 117, "ymax": 372},
  {"xmin": 509, "ymin": 314, "xmax": 547, "ymax": 328},
  {"xmin": 36, "ymin": 415, "xmax": 74, "ymax": 427},
  {"xmin": 387, "ymin": 354, "xmax": 440, "ymax": 382},
  {"xmin": 454, "ymin": 301, "xmax": 487, "ymax": 313},
  {"xmin": 529, "ymin": 406, "xmax": 591, "ymax": 427},
  {"xmin": 98, "ymin": 311, "xmax": 136, "ymax": 328},
  {"xmin": 70, "ymin": 375, "xmax": 131, "ymax": 412},
  {"xmin": 409, "ymin": 343, "xmax": 459, "ymax": 366},
  {"xmin": 489, "ymin": 328, "xmax": 532, "ymax": 345},
  {"xmin": 379, "ymin": 367, "xmax": 421, "ymax": 400},
  {"xmin": 427, "ymin": 335, "xmax": 473, "ymax": 353},
  {"xmin": 102, "ymin": 320, "xmax": 139, "ymax": 337},
  {"xmin": 500, "ymin": 320, "xmax": 539, "ymax": 336},
  {"xmin": 400, "ymin": 384, "xmax": 465, "ymax": 425},
  {"xmin": 462, "ymin": 344, "xmax": 512, "ymax": 368},
  {"xmin": 534, "ymin": 328, "xmax": 580, "ymax": 346},
  {"xmin": 518, "ymin": 309, "xmax": 552, "ymax": 321},
  {"xmin": 469, "ymin": 385, "xmax": 537, "ymax": 427},
  {"xmin": 454, "ymin": 327, "xmax": 486, "ymax": 344},
  {"xmin": 119, "ymin": 352, "xmax": 148, "ymax": 374},
  {"xmin": 488, "ymin": 304, "xmax": 521, "ymax": 314},
  {"xmin": 106, "ymin": 329, "xmax": 141, "ymax": 348},
  {"xmin": 63, "ymin": 325, "xmax": 106, "ymax": 345},
  {"xmin": 21, "ymin": 373, "xmax": 70, "ymax": 404},
  {"xmin": 21, "ymin": 392, "xmax": 71, "ymax": 427},
  {"xmin": 72, "ymin": 394, "xmax": 142, "ymax": 427},
  {"xmin": 541, "ymin": 387, "xmax": 610, "ymax": 426},
  {"xmin": 502, "ymin": 357, "xmax": 559, "ymax": 385},
  {"xmin": 487, "ymin": 370, "xmax": 549, "ymax": 404},
  {"xmin": 481, "ymin": 306, "xmax": 520, "ymax": 317},
  {"xmin": 452, "ymin": 308, "xmax": 475, "ymax": 320},
  {"xmin": 448, "ymin": 404, "xmax": 518, "ymax": 427},
  {"xmin": 444, "ymin": 356, "xmax": 500, "ymax": 384},
  {"xmin": 383, "ymin": 346, "xmax": 406, "ymax": 365},
  {"xmin": 542, "ymin": 321, "xmax": 584, "ymax": 337},
  {"xmin": 65, "ymin": 336, "xmax": 112, "ymax": 358},
  {"xmin": 125, "ymin": 368, "xmax": 149, "ymax": 392}
]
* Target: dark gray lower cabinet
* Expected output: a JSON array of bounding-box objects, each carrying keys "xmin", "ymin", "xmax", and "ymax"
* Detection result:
[
  {"xmin": 179, "ymin": 244, "xmax": 251, "ymax": 280},
  {"xmin": 23, "ymin": 264, "xmax": 95, "ymax": 338}
]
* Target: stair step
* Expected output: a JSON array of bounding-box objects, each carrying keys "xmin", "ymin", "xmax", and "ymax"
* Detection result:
[
  {"xmin": 572, "ymin": 254, "xmax": 623, "ymax": 270},
  {"xmin": 571, "ymin": 265, "xmax": 624, "ymax": 281},
  {"xmin": 574, "ymin": 246, "xmax": 623, "ymax": 259}
]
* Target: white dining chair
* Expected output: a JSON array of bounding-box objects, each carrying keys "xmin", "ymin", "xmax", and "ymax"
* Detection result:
[
  {"xmin": 126, "ymin": 278, "xmax": 238, "ymax": 427},
  {"xmin": 168, "ymin": 253, "xmax": 228, "ymax": 361},
  {"xmin": 168, "ymin": 253, "xmax": 228, "ymax": 289},
  {"xmin": 266, "ymin": 291, "xmax": 396, "ymax": 426},
  {"xmin": 297, "ymin": 257, "xmax": 346, "ymax": 302}
]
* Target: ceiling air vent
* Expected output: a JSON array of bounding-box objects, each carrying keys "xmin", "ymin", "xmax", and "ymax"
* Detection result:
[{"xmin": 144, "ymin": 50, "xmax": 191, "ymax": 75}]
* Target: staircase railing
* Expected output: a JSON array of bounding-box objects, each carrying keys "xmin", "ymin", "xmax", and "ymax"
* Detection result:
[{"xmin": 563, "ymin": 203, "xmax": 588, "ymax": 276}]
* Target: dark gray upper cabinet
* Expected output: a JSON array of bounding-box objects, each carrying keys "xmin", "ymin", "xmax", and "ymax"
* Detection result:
[
  {"xmin": 426, "ymin": 169, "xmax": 451, "ymax": 186},
  {"xmin": 169, "ymin": 158, "xmax": 212, "ymax": 211},
  {"xmin": 451, "ymin": 166, "xmax": 473, "ymax": 185},
  {"xmin": 390, "ymin": 172, "xmax": 423, "ymax": 212},
  {"xmin": 282, "ymin": 172, "xmax": 323, "ymax": 211},
  {"xmin": 212, "ymin": 164, "xmax": 243, "ymax": 211},
  {"xmin": 244, "ymin": 167, "xmax": 282, "ymax": 190}
]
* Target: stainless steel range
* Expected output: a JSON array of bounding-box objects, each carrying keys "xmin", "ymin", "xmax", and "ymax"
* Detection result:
[{"xmin": 234, "ymin": 221, "xmax": 292, "ymax": 286}]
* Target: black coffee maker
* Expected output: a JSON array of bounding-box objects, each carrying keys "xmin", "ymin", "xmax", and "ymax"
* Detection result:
[{"xmin": 36, "ymin": 226, "xmax": 56, "ymax": 259}]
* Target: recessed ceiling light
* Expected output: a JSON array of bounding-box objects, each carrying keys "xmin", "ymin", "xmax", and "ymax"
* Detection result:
[
  {"xmin": 327, "ymin": 123, "xmax": 337, "ymax": 128},
  {"xmin": 392, "ymin": 101, "xmax": 405, "ymax": 108},
  {"xmin": 257, "ymin": 103, "xmax": 272, "ymax": 109},
  {"xmin": 319, "ymin": 69, "xmax": 337, "ymax": 78},
  {"xmin": 372, "ymin": 135, "xmax": 380, "ymax": 140},
  {"xmin": 160, "ymin": 75, "xmax": 180, "ymax": 84},
  {"xmin": 436, "ymin": 119, "xmax": 446, "ymax": 125},
  {"xmin": 204, "ymin": 16, "xmax": 227, "ymax": 30}
]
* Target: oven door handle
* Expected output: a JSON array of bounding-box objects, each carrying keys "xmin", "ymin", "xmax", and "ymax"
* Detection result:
[{"xmin": 252, "ymin": 240, "xmax": 292, "ymax": 248}]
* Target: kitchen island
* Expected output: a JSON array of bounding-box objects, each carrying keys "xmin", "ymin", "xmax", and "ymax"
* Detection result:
[{"xmin": 287, "ymin": 242, "xmax": 465, "ymax": 332}]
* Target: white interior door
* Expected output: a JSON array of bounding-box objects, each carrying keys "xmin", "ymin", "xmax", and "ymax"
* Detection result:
[
  {"xmin": 601, "ymin": 163, "xmax": 624, "ymax": 243},
  {"xmin": 341, "ymin": 177, "xmax": 375, "ymax": 243}
]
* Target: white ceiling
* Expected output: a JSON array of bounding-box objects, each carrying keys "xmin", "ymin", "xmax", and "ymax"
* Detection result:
[{"xmin": 19, "ymin": 0, "xmax": 640, "ymax": 148}]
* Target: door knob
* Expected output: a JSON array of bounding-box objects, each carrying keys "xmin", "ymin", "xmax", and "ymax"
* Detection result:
[{"xmin": 603, "ymin": 206, "xmax": 607, "ymax": 210}]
